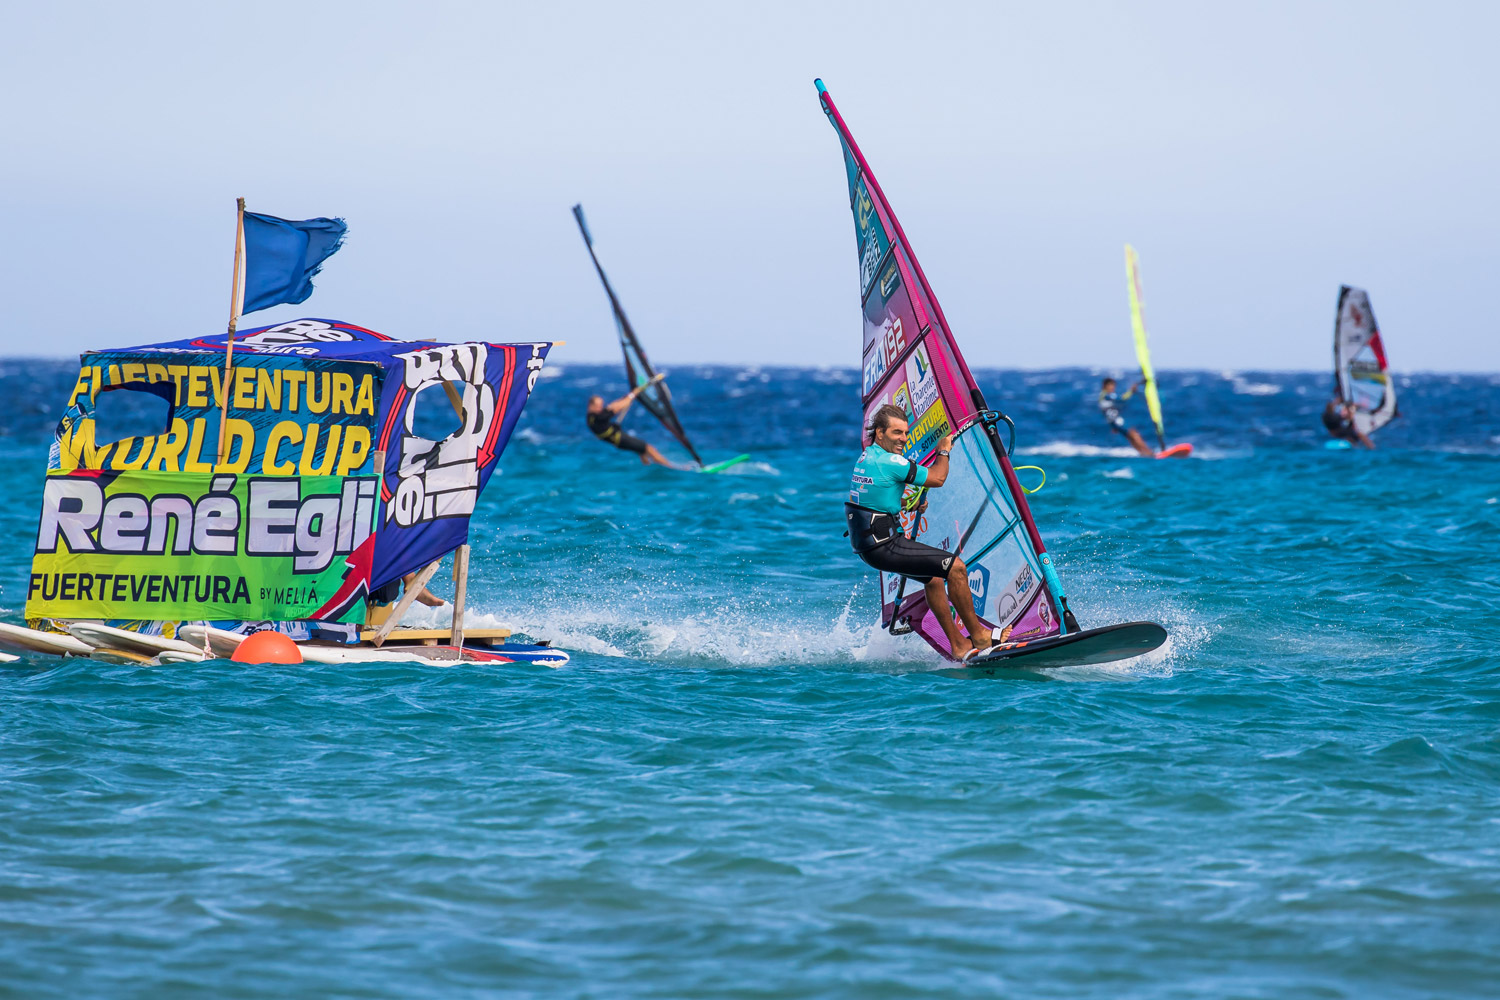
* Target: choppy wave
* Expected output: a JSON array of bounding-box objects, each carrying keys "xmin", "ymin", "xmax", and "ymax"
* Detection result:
[{"xmin": 3, "ymin": 363, "xmax": 1500, "ymax": 999}]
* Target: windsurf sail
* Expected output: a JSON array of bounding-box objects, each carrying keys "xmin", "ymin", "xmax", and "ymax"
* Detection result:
[
  {"xmin": 571, "ymin": 204, "xmax": 702, "ymax": 466},
  {"xmin": 1124, "ymin": 245, "xmax": 1167, "ymax": 451},
  {"xmin": 1333, "ymin": 286, "xmax": 1397, "ymax": 437},
  {"xmin": 816, "ymin": 79, "xmax": 1077, "ymax": 658}
]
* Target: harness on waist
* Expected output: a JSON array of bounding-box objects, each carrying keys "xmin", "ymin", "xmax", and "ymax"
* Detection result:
[
  {"xmin": 846, "ymin": 450, "xmax": 922, "ymax": 552},
  {"xmin": 588, "ymin": 414, "xmax": 623, "ymax": 444},
  {"xmin": 844, "ymin": 503, "xmax": 899, "ymax": 554}
]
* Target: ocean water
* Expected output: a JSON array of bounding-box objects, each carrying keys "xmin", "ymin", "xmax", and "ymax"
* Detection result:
[{"xmin": 3, "ymin": 360, "xmax": 1499, "ymax": 998}]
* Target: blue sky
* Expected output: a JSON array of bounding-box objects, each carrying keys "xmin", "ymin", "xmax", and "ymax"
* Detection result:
[{"xmin": 1, "ymin": 1, "xmax": 1495, "ymax": 371}]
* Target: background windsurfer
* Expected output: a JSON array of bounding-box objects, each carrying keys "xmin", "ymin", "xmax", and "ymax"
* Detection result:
[
  {"xmin": 587, "ymin": 378, "xmax": 673, "ymax": 467},
  {"xmin": 846, "ymin": 405, "xmax": 1009, "ymax": 660},
  {"xmin": 1322, "ymin": 397, "xmax": 1374, "ymax": 448},
  {"xmin": 1098, "ymin": 378, "xmax": 1155, "ymax": 456}
]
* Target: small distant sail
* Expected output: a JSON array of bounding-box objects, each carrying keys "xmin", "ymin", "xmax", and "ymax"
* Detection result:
[
  {"xmin": 1334, "ymin": 286, "xmax": 1397, "ymax": 437},
  {"xmin": 571, "ymin": 204, "xmax": 703, "ymax": 466},
  {"xmin": 1124, "ymin": 245, "xmax": 1167, "ymax": 452},
  {"xmin": 816, "ymin": 79, "xmax": 1078, "ymax": 659}
]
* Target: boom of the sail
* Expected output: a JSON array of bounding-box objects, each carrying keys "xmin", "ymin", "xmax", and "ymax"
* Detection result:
[
  {"xmin": 1124, "ymin": 245, "xmax": 1167, "ymax": 450},
  {"xmin": 1334, "ymin": 285, "xmax": 1396, "ymax": 436},
  {"xmin": 816, "ymin": 79, "xmax": 1073, "ymax": 656},
  {"xmin": 571, "ymin": 204, "xmax": 702, "ymax": 466}
]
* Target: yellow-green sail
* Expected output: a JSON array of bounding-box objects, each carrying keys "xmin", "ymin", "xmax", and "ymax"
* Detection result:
[{"xmin": 1124, "ymin": 244, "xmax": 1166, "ymax": 450}]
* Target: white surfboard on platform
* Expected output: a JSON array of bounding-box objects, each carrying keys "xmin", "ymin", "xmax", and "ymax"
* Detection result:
[
  {"xmin": 154, "ymin": 648, "xmax": 207, "ymax": 664},
  {"xmin": 176, "ymin": 624, "xmax": 426, "ymax": 664},
  {"xmin": 0, "ymin": 622, "xmax": 95, "ymax": 657},
  {"xmin": 66, "ymin": 622, "xmax": 203, "ymax": 658}
]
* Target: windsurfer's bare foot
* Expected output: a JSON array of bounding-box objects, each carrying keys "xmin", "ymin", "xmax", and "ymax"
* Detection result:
[
  {"xmin": 950, "ymin": 638, "xmax": 975, "ymax": 660},
  {"xmin": 998, "ymin": 625, "xmax": 1013, "ymax": 644},
  {"xmin": 971, "ymin": 629, "xmax": 994, "ymax": 650}
]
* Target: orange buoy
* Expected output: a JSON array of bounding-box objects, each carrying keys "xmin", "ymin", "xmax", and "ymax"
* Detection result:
[{"xmin": 231, "ymin": 630, "xmax": 304, "ymax": 664}]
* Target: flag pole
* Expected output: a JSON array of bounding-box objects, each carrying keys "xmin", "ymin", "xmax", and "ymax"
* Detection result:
[{"xmin": 216, "ymin": 197, "xmax": 246, "ymax": 468}]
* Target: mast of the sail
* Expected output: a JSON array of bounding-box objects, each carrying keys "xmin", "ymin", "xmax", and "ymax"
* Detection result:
[{"xmin": 572, "ymin": 207, "xmax": 703, "ymax": 466}]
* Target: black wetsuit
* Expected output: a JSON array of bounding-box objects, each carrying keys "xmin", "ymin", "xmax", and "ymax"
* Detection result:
[
  {"xmin": 588, "ymin": 409, "xmax": 648, "ymax": 455},
  {"xmin": 845, "ymin": 505, "xmax": 955, "ymax": 581},
  {"xmin": 845, "ymin": 445, "xmax": 954, "ymax": 582}
]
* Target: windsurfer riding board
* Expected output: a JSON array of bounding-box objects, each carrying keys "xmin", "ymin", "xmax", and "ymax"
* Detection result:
[
  {"xmin": 587, "ymin": 373, "xmax": 674, "ymax": 467},
  {"xmin": 1322, "ymin": 396, "xmax": 1374, "ymax": 449},
  {"xmin": 1098, "ymin": 378, "xmax": 1156, "ymax": 457},
  {"xmin": 846, "ymin": 404, "xmax": 1012, "ymax": 660}
]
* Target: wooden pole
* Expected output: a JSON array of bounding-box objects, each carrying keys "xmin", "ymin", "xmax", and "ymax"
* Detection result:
[
  {"xmin": 441, "ymin": 380, "xmax": 464, "ymax": 418},
  {"xmin": 216, "ymin": 197, "xmax": 246, "ymax": 468},
  {"xmin": 450, "ymin": 544, "xmax": 469, "ymax": 658},
  {"xmin": 369, "ymin": 559, "xmax": 442, "ymax": 647}
]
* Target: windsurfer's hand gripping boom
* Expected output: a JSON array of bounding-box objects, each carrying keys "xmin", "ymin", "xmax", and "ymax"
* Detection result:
[{"xmin": 608, "ymin": 372, "xmax": 666, "ymax": 416}]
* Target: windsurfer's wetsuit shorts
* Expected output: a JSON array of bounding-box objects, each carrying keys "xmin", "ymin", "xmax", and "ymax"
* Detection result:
[
  {"xmin": 845, "ymin": 504, "xmax": 955, "ymax": 582},
  {"xmin": 587, "ymin": 411, "xmax": 648, "ymax": 455}
]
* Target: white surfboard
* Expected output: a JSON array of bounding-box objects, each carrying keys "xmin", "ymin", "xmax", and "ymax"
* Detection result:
[
  {"xmin": 0, "ymin": 621, "xmax": 95, "ymax": 657},
  {"xmin": 154, "ymin": 648, "xmax": 207, "ymax": 664},
  {"xmin": 67, "ymin": 622, "xmax": 203, "ymax": 658},
  {"xmin": 176, "ymin": 624, "xmax": 244, "ymax": 658},
  {"xmin": 175, "ymin": 624, "xmax": 422, "ymax": 663}
]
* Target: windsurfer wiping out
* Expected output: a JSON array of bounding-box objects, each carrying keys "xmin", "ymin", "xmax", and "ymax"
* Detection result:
[
  {"xmin": 587, "ymin": 374, "xmax": 674, "ymax": 467},
  {"xmin": 846, "ymin": 405, "xmax": 1011, "ymax": 661}
]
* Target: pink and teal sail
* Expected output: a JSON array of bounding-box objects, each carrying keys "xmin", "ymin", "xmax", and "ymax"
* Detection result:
[{"xmin": 816, "ymin": 79, "xmax": 1078, "ymax": 658}]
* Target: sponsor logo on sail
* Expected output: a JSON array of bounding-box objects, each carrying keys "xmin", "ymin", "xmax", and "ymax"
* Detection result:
[
  {"xmin": 862, "ymin": 316, "xmax": 906, "ymax": 396},
  {"xmin": 906, "ymin": 343, "xmax": 939, "ymax": 414},
  {"xmin": 967, "ymin": 563, "xmax": 990, "ymax": 618}
]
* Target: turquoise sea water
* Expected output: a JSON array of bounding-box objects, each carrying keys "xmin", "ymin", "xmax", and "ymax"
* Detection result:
[{"xmin": 3, "ymin": 361, "xmax": 1499, "ymax": 998}]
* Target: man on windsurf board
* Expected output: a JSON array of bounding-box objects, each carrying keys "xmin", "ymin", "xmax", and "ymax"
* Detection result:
[
  {"xmin": 846, "ymin": 404, "xmax": 1010, "ymax": 661},
  {"xmin": 1098, "ymin": 378, "xmax": 1156, "ymax": 457},
  {"xmin": 587, "ymin": 375, "xmax": 674, "ymax": 467},
  {"xmin": 1322, "ymin": 397, "xmax": 1374, "ymax": 449}
]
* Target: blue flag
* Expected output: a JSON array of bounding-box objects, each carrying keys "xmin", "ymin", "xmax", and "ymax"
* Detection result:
[{"xmin": 241, "ymin": 211, "xmax": 347, "ymax": 314}]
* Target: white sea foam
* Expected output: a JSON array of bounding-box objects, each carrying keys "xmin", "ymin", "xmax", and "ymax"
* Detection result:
[
  {"xmin": 1019, "ymin": 442, "xmax": 1141, "ymax": 458},
  {"xmin": 1103, "ymin": 467, "xmax": 1135, "ymax": 479},
  {"xmin": 399, "ymin": 571, "xmax": 1206, "ymax": 678},
  {"xmin": 1022, "ymin": 441, "xmax": 1233, "ymax": 461},
  {"xmin": 1222, "ymin": 372, "xmax": 1282, "ymax": 395},
  {"xmin": 412, "ymin": 593, "xmax": 935, "ymax": 668},
  {"xmin": 713, "ymin": 460, "xmax": 780, "ymax": 477}
]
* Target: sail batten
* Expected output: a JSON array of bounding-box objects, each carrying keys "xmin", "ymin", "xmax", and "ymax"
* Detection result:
[
  {"xmin": 572, "ymin": 205, "xmax": 702, "ymax": 466},
  {"xmin": 818, "ymin": 80, "xmax": 1073, "ymax": 656}
]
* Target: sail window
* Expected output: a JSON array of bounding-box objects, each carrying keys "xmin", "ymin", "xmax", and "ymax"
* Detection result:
[
  {"xmin": 91, "ymin": 381, "xmax": 174, "ymax": 445},
  {"xmin": 407, "ymin": 381, "xmax": 465, "ymax": 441}
]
